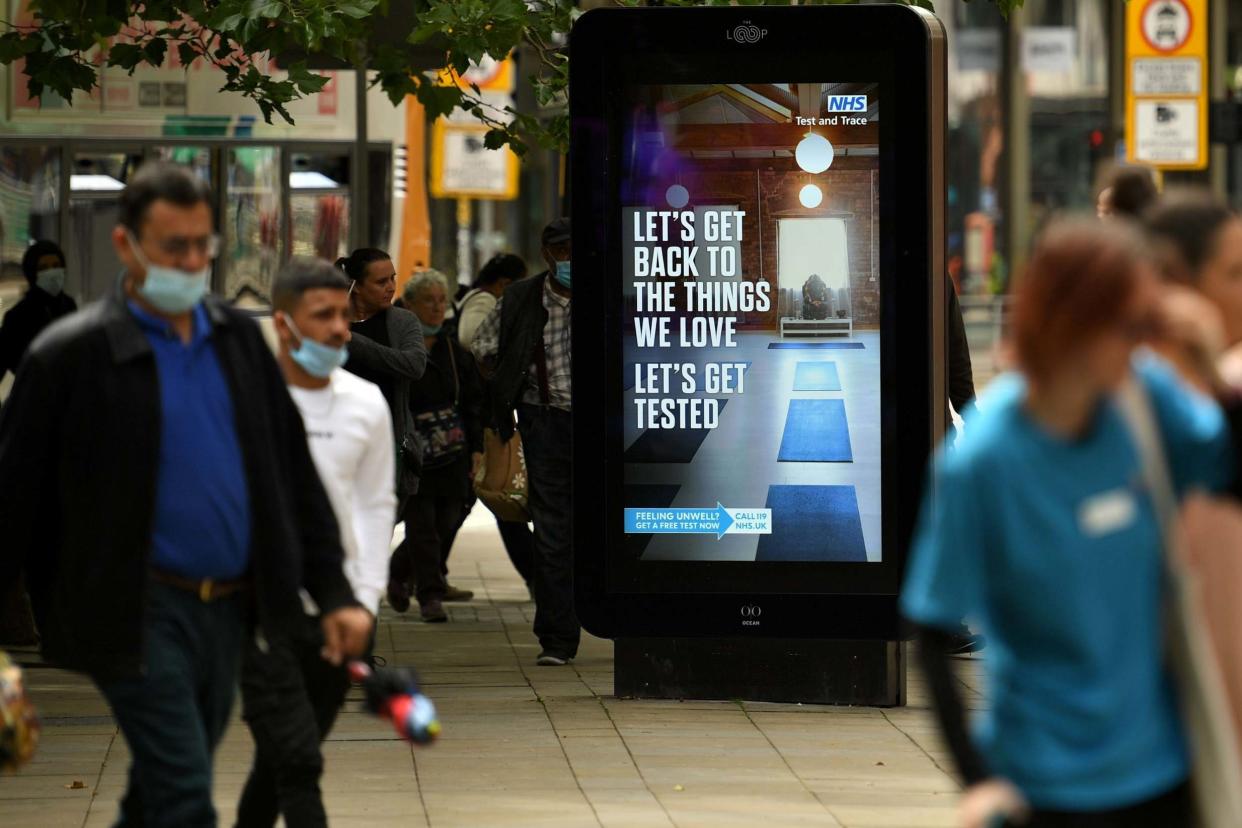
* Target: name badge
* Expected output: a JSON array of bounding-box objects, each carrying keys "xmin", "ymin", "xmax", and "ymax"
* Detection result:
[{"xmin": 1078, "ymin": 488, "xmax": 1138, "ymax": 537}]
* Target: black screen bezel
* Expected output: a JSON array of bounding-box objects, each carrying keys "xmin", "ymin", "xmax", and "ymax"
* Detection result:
[{"xmin": 571, "ymin": 6, "xmax": 940, "ymax": 640}]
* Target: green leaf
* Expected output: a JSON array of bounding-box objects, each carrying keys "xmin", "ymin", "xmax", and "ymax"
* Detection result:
[
  {"xmin": 41, "ymin": 55, "xmax": 96, "ymax": 100},
  {"xmin": 415, "ymin": 80, "xmax": 462, "ymax": 120},
  {"xmin": 107, "ymin": 42, "xmax": 145, "ymax": 73},
  {"xmin": 483, "ymin": 129, "xmax": 510, "ymax": 151},
  {"xmin": 144, "ymin": 39, "xmax": 167, "ymax": 68},
  {"xmin": 215, "ymin": 14, "xmax": 246, "ymax": 32},
  {"xmin": 378, "ymin": 72, "xmax": 419, "ymax": 106},
  {"xmin": 178, "ymin": 42, "xmax": 199, "ymax": 68},
  {"xmin": 337, "ymin": 0, "xmax": 381, "ymax": 20},
  {"xmin": 0, "ymin": 32, "xmax": 40, "ymax": 64},
  {"xmin": 251, "ymin": 1, "xmax": 283, "ymax": 20},
  {"xmin": 409, "ymin": 23, "xmax": 441, "ymax": 45},
  {"xmin": 287, "ymin": 61, "xmax": 329, "ymax": 94}
]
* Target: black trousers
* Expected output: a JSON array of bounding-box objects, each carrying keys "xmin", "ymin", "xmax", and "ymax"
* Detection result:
[
  {"xmin": 518, "ymin": 404, "xmax": 580, "ymax": 657},
  {"xmin": 1008, "ymin": 781, "xmax": 1193, "ymax": 828},
  {"xmin": 236, "ymin": 616, "xmax": 350, "ymax": 828},
  {"xmin": 455, "ymin": 489, "xmax": 533, "ymax": 586},
  {"xmin": 391, "ymin": 492, "xmax": 466, "ymax": 604},
  {"xmin": 94, "ymin": 582, "xmax": 245, "ymax": 828},
  {"xmin": 497, "ymin": 516, "xmax": 534, "ymax": 585}
]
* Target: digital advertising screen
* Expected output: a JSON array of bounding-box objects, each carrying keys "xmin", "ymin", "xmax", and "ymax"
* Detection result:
[
  {"xmin": 571, "ymin": 5, "xmax": 943, "ymax": 638},
  {"xmin": 620, "ymin": 84, "xmax": 883, "ymax": 568}
]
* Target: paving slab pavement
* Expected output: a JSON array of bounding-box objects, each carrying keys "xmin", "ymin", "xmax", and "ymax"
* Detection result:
[{"xmin": 3, "ymin": 507, "xmax": 984, "ymax": 827}]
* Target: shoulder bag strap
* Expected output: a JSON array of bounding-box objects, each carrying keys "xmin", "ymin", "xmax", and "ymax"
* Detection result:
[
  {"xmin": 447, "ymin": 339, "xmax": 460, "ymax": 406},
  {"xmin": 1117, "ymin": 378, "xmax": 1178, "ymax": 538},
  {"xmin": 1118, "ymin": 376, "xmax": 1242, "ymax": 828}
]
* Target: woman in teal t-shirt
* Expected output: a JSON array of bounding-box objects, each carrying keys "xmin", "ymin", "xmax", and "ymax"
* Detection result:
[{"xmin": 902, "ymin": 220, "xmax": 1232, "ymax": 828}]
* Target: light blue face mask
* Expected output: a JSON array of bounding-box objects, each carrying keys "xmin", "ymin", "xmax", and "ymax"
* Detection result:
[
  {"xmin": 422, "ymin": 322, "xmax": 443, "ymax": 336},
  {"xmin": 127, "ymin": 232, "xmax": 210, "ymax": 314},
  {"xmin": 284, "ymin": 316, "xmax": 349, "ymax": 378},
  {"xmin": 554, "ymin": 260, "xmax": 571, "ymax": 289},
  {"xmin": 36, "ymin": 267, "xmax": 65, "ymax": 296}
]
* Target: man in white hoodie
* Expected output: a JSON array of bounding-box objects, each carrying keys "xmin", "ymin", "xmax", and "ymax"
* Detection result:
[{"xmin": 236, "ymin": 259, "xmax": 396, "ymax": 828}]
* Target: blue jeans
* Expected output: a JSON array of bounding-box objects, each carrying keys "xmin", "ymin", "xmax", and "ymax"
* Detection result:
[
  {"xmin": 518, "ymin": 404, "xmax": 580, "ymax": 657},
  {"xmin": 95, "ymin": 581, "xmax": 245, "ymax": 828}
]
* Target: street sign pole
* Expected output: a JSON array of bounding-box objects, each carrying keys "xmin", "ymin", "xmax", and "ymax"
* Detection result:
[
  {"xmin": 456, "ymin": 197, "xmax": 473, "ymax": 288},
  {"xmin": 352, "ymin": 62, "xmax": 370, "ymax": 252}
]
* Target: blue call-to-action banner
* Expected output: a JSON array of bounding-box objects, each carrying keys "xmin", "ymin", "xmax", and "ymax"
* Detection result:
[{"xmin": 624, "ymin": 504, "xmax": 773, "ymax": 539}]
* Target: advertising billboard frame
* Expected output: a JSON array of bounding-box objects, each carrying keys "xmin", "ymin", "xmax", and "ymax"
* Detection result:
[{"xmin": 570, "ymin": 4, "xmax": 946, "ymax": 643}]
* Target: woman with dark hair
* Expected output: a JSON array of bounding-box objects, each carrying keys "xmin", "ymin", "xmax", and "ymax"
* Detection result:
[
  {"xmin": 1143, "ymin": 189, "xmax": 1242, "ymax": 506},
  {"xmin": 0, "ymin": 239, "xmax": 75, "ymax": 380},
  {"xmin": 1096, "ymin": 164, "xmax": 1158, "ymax": 222},
  {"xmin": 451, "ymin": 253, "xmax": 536, "ymax": 591},
  {"xmin": 903, "ymin": 220, "xmax": 1230, "ymax": 828},
  {"xmin": 1144, "ymin": 189, "xmax": 1242, "ymax": 352},
  {"xmin": 336, "ymin": 248, "xmax": 428, "ymax": 503},
  {"xmin": 456, "ymin": 253, "xmax": 527, "ymax": 350}
]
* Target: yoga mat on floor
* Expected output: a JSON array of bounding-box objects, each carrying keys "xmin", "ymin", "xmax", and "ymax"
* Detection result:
[
  {"xmin": 624, "ymin": 399, "xmax": 729, "ymax": 463},
  {"xmin": 624, "ymin": 484, "xmax": 681, "ymax": 559},
  {"xmin": 768, "ymin": 342, "xmax": 864, "ymax": 350},
  {"xmin": 756, "ymin": 485, "xmax": 867, "ymax": 562},
  {"xmin": 793, "ymin": 361, "xmax": 841, "ymax": 391},
  {"xmin": 777, "ymin": 399, "xmax": 852, "ymax": 462}
]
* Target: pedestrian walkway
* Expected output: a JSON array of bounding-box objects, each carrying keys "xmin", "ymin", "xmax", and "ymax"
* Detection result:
[{"xmin": 3, "ymin": 507, "xmax": 983, "ymax": 828}]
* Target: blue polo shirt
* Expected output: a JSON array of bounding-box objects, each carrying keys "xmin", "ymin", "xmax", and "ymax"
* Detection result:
[
  {"xmin": 129, "ymin": 301, "xmax": 251, "ymax": 580},
  {"xmin": 902, "ymin": 356, "xmax": 1231, "ymax": 812}
]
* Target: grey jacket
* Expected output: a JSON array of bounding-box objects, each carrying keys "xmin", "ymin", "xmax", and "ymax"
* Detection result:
[{"xmin": 347, "ymin": 305, "xmax": 427, "ymax": 484}]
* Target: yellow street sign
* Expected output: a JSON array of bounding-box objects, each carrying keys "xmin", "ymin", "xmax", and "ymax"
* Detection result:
[
  {"xmin": 430, "ymin": 54, "xmax": 520, "ymax": 200},
  {"xmin": 1125, "ymin": 0, "xmax": 1208, "ymax": 170},
  {"xmin": 430, "ymin": 120, "xmax": 520, "ymax": 201}
]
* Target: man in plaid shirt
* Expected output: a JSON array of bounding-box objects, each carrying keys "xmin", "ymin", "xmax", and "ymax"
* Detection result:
[{"xmin": 472, "ymin": 218, "xmax": 579, "ymax": 665}]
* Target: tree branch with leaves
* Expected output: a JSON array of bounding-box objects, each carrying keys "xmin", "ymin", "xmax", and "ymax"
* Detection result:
[{"xmin": 0, "ymin": 0, "xmax": 1024, "ymax": 153}]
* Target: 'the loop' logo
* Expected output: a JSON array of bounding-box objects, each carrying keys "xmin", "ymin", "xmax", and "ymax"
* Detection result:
[
  {"xmin": 740, "ymin": 605, "xmax": 762, "ymax": 618},
  {"xmin": 728, "ymin": 22, "xmax": 768, "ymax": 44}
]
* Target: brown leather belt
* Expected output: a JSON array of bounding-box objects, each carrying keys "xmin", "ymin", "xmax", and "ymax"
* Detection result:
[{"xmin": 150, "ymin": 570, "xmax": 250, "ymax": 603}]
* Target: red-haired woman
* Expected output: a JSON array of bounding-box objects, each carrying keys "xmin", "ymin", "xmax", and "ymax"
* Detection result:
[{"xmin": 902, "ymin": 220, "xmax": 1232, "ymax": 828}]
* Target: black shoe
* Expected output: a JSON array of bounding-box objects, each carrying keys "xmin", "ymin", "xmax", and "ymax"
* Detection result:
[
  {"xmin": 536, "ymin": 651, "xmax": 572, "ymax": 667},
  {"xmin": 443, "ymin": 584, "xmax": 475, "ymax": 602},
  {"xmin": 386, "ymin": 581, "xmax": 411, "ymax": 614},
  {"xmin": 949, "ymin": 631, "xmax": 986, "ymax": 655},
  {"xmin": 420, "ymin": 599, "xmax": 448, "ymax": 623}
]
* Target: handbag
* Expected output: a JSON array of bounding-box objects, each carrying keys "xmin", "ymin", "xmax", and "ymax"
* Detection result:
[
  {"xmin": 398, "ymin": 429, "xmax": 423, "ymax": 497},
  {"xmin": 1117, "ymin": 379, "xmax": 1242, "ymax": 828},
  {"xmin": 473, "ymin": 418, "xmax": 529, "ymax": 523},
  {"xmin": 412, "ymin": 342, "xmax": 468, "ymax": 470}
]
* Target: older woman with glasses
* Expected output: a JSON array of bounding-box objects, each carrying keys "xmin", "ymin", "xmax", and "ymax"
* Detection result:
[{"xmin": 387, "ymin": 269, "xmax": 485, "ymax": 622}]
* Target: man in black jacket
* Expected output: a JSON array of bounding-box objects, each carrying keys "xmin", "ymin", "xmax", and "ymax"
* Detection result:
[
  {"xmin": 472, "ymin": 218, "xmax": 579, "ymax": 666},
  {"xmin": 0, "ymin": 163, "xmax": 371, "ymax": 828}
]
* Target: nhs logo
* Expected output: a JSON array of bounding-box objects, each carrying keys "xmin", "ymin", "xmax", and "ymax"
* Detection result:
[{"xmin": 826, "ymin": 95, "xmax": 868, "ymax": 113}]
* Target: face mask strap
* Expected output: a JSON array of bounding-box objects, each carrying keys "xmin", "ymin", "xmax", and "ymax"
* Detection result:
[
  {"xmin": 124, "ymin": 230, "xmax": 150, "ymax": 271},
  {"xmin": 277, "ymin": 311, "xmax": 305, "ymax": 348}
]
